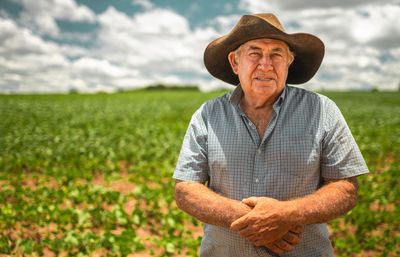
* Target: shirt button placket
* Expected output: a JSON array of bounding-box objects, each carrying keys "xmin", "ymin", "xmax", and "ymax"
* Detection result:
[{"xmin": 253, "ymin": 147, "xmax": 262, "ymax": 194}]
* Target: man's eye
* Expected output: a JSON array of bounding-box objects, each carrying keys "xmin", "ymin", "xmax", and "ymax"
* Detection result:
[
  {"xmin": 249, "ymin": 52, "xmax": 261, "ymax": 57},
  {"xmin": 271, "ymin": 53, "xmax": 283, "ymax": 58}
]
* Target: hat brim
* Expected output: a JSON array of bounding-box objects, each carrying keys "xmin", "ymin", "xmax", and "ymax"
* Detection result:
[{"xmin": 204, "ymin": 15, "xmax": 325, "ymax": 85}]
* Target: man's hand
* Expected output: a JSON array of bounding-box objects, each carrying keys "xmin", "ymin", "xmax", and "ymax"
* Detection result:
[
  {"xmin": 230, "ymin": 197, "xmax": 297, "ymax": 246},
  {"xmin": 264, "ymin": 225, "xmax": 303, "ymax": 254}
]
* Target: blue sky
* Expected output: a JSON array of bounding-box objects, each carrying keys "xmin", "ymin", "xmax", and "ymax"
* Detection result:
[{"xmin": 1, "ymin": 0, "xmax": 399, "ymax": 93}]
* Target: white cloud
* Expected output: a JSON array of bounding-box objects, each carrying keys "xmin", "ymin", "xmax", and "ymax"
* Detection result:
[
  {"xmin": 239, "ymin": 0, "xmax": 280, "ymax": 13},
  {"xmin": 350, "ymin": 5, "xmax": 400, "ymax": 48},
  {"xmin": 132, "ymin": 8, "xmax": 190, "ymax": 35},
  {"xmin": 59, "ymin": 44, "xmax": 87, "ymax": 58},
  {"xmin": 0, "ymin": 18, "xmax": 67, "ymax": 64},
  {"xmin": 0, "ymin": 17, "xmax": 135, "ymax": 93},
  {"xmin": 132, "ymin": 0, "xmax": 154, "ymax": 11},
  {"xmin": 239, "ymin": 0, "xmax": 398, "ymax": 12},
  {"xmin": 209, "ymin": 14, "xmax": 240, "ymax": 33},
  {"xmin": 1, "ymin": 1, "xmax": 399, "ymax": 93},
  {"xmin": 0, "ymin": 17, "xmax": 73, "ymax": 92},
  {"xmin": 94, "ymin": 7, "xmax": 218, "ymax": 88},
  {"xmin": 72, "ymin": 57, "xmax": 133, "ymax": 78},
  {"xmin": 0, "ymin": 6, "xmax": 219, "ymax": 93},
  {"xmin": 16, "ymin": 0, "xmax": 96, "ymax": 36},
  {"xmin": 52, "ymin": 0, "xmax": 96, "ymax": 22}
]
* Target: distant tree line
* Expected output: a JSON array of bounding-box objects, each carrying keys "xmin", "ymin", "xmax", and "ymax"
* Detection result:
[{"xmin": 143, "ymin": 83, "xmax": 199, "ymax": 91}]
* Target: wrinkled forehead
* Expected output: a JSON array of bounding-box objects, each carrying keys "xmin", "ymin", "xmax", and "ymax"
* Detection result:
[{"xmin": 239, "ymin": 38, "xmax": 291, "ymax": 52}]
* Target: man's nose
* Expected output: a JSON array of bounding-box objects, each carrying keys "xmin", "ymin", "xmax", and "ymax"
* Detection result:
[{"xmin": 258, "ymin": 54, "xmax": 273, "ymax": 70}]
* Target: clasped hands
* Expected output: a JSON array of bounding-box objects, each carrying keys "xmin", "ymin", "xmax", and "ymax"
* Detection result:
[{"xmin": 230, "ymin": 197, "xmax": 303, "ymax": 255}]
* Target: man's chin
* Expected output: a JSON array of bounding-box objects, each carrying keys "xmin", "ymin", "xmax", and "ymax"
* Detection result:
[{"xmin": 252, "ymin": 83, "xmax": 276, "ymax": 93}]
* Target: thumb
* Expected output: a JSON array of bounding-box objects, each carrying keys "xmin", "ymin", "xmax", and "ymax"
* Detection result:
[{"xmin": 242, "ymin": 197, "xmax": 258, "ymax": 207}]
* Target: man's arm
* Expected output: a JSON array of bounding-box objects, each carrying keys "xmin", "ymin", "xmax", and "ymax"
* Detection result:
[
  {"xmin": 231, "ymin": 177, "xmax": 359, "ymax": 246},
  {"xmin": 174, "ymin": 180, "xmax": 251, "ymax": 228},
  {"xmin": 290, "ymin": 177, "xmax": 358, "ymax": 224},
  {"xmin": 175, "ymin": 180, "xmax": 304, "ymax": 254}
]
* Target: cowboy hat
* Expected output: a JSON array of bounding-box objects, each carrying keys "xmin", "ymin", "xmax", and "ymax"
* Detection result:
[{"xmin": 203, "ymin": 13, "xmax": 325, "ymax": 85}]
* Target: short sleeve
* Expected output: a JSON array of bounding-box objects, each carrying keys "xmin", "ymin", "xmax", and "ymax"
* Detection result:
[
  {"xmin": 173, "ymin": 104, "xmax": 210, "ymax": 183},
  {"xmin": 321, "ymin": 99, "xmax": 369, "ymax": 179}
]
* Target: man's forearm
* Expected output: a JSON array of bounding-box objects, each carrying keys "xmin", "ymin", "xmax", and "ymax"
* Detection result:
[
  {"xmin": 175, "ymin": 180, "xmax": 305, "ymax": 254},
  {"xmin": 230, "ymin": 177, "xmax": 359, "ymax": 246},
  {"xmin": 288, "ymin": 177, "xmax": 359, "ymax": 225},
  {"xmin": 174, "ymin": 180, "xmax": 251, "ymax": 228}
]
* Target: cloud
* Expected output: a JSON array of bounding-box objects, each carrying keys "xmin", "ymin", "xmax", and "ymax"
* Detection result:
[
  {"xmin": 132, "ymin": 0, "xmax": 154, "ymax": 11},
  {"xmin": 350, "ymin": 5, "xmax": 400, "ymax": 48},
  {"xmin": 72, "ymin": 57, "xmax": 133, "ymax": 78},
  {"xmin": 239, "ymin": 0, "xmax": 398, "ymax": 12},
  {"xmin": 0, "ymin": 17, "xmax": 72, "ymax": 92},
  {"xmin": 0, "ymin": 18, "xmax": 68, "ymax": 68},
  {"xmin": 1, "ymin": 1, "xmax": 398, "ymax": 93},
  {"xmin": 0, "ymin": 16, "xmax": 140, "ymax": 93},
  {"xmin": 15, "ymin": 0, "xmax": 96, "ymax": 36},
  {"xmin": 0, "ymin": 5, "xmax": 222, "ymax": 93},
  {"xmin": 94, "ymin": 6, "xmax": 219, "ymax": 89},
  {"xmin": 239, "ymin": 0, "xmax": 279, "ymax": 13}
]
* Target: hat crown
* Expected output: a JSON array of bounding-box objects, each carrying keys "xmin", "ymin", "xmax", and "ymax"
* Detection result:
[{"xmin": 253, "ymin": 13, "xmax": 285, "ymax": 32}]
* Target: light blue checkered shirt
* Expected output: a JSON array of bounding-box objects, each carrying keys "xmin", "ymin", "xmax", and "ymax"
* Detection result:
[{"xmin": 173, "ymin": 85, "xmax": 369, "ymax": 257}]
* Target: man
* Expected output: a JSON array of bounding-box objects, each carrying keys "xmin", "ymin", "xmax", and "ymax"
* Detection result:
[{"xmin": 173, "ymin": 13, "xmax": 369, "ymax": 256}]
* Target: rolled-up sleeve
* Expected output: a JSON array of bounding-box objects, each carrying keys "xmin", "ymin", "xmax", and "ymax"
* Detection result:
[
  {"xmin": 173, "ymin": 104, "xmax": 210, "ymax": 183},
  {"xmin": 321, "ymin": 99, "xmax": 369, "ymax": 179}
]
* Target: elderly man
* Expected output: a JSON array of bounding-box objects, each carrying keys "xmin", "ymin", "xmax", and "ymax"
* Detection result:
[{"xmin": 173, "ymin": 13, "xmax": 369, "ymax": 256}]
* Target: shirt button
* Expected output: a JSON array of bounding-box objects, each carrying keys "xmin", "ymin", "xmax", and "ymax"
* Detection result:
[{"xmin": 255, "ymin": 178, "xmax": 259, "ymax": 183}]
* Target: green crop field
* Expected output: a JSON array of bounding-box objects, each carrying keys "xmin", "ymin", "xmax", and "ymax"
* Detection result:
[{"xmin": 0, "ymin": 89, "xmax": 399, "ymax": 257}]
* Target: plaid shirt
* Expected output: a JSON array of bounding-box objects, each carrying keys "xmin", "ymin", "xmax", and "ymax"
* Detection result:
[{"xmin": 173, "ymin": 85, "xmax": 369, "ymax": 257}]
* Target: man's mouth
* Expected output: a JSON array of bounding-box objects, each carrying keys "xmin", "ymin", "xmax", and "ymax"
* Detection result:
[{"xmin": 255, "ymin": 77, "xmax": 274, "ymax": 82}]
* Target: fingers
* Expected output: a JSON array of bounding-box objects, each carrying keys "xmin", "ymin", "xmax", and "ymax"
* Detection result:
[
  {"xmin": 236, "ymin": 224, "xmax": 265, "ymax": 241},
  {"xmin": 237, "ymin": 225, "xmax": 255, "ymax": 238},
  {"xmin": 230, "ymin": 197, "xmax": 258, "ymax": 230},
  {"xmin": 265, "ymin": 239, "xmax": 294, "ymax": 255},
  {"xmin": 263, "ymin": 229, "xmax": 302, "ymax": 254},
  {"xmin": 275, "ymin": 239, "xmax": 294, "ymax": 252},
  {"xmin": 242, "ymin": 197, "xmax": 258, "ymax": 207},
  {"xmin": 265, "ymin": 243, "xmax": 284, "ymax": 255},
  {"xmin": 230, "ymin": 215, "xmax": 249, "ymax": 231},
  {"xmin": 290, "ymin": 225, "xmax": 304, "ymax": 234},
  {"xmin": 282, "ymin": 231, "xmax": 301, "ymax": 245}
]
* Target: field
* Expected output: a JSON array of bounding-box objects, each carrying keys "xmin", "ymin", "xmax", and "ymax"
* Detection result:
[{"xmin": 0, "ymin": 89, "xmax": 399, "ymax": 256}]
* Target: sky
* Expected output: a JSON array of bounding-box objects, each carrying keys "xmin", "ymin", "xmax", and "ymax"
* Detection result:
[{"xmin": 0, "ymin": 0, "xmax": 399, "ymax": 93}]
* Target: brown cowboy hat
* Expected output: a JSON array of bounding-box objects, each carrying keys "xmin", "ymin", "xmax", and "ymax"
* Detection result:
[{"xmin": 204, "ymin": 13, "xmax": 325, "ymax": 85}]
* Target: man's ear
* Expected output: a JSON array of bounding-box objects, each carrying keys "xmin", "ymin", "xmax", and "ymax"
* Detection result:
[
  {"xmin": 287, "ymin": 51, "xmax": 295, "ymax": 66},
  {"xmin": 228, "ymin": 51, "xmax": 239, "ymax": 75}
]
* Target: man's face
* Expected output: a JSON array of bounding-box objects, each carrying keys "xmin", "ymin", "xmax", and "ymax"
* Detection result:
[{"xmin": 228, "ymin": 38, "xmax": 293, "ymax": 102}]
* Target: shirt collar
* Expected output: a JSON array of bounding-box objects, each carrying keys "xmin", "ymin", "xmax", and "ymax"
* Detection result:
[
  {"xmin": 229, "ymin": 84, "xmax": 244, "ymax": 106},
  {"xmin": 229, "ymin": 84, "xmax": 287, "ymax": 111},
  {"xmin": 273, "ymin": 85, "xmax": 286, "ymax": 111}
]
